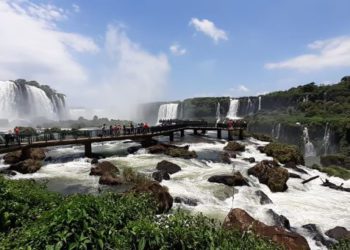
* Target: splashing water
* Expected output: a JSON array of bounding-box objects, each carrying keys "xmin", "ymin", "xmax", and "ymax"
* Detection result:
[
  {"xmin": 303, "ymin": 127, "xmax": 316, "ymax": 157},
  {"xmin": 157, "ymin": 103, "xmax": 178, "ymax": 122},
  {"xmin": 226, "ymin": 99, "xmax": 240, "ymax": 120},
  {"xmin": 216, "ymin": 102, "xmax": 221, "ymax": 124}
]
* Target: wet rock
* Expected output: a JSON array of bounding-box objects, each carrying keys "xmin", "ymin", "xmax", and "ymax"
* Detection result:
[
  {"xmin": 0, "ymin": 169, "xmax": 17, "ymax": 176},
  {"xmin": 148, "ymin": 144, "xmax": 166, "ymax": 154},
  {"xmin": 289, "ymin": 173, "xmax": 301, "ymax": 179},
  {"xmin": 303, "ymin": 224, "xmax": 334, "ymax": 248},
  {"xmin": 24, "ymin": 148, "xmax": 46, "ymax": 161},
  {"xmin": 90, "ymin": 161, "xmax": 119, "ymax": 176},
  {"xmin": 257, "ymin": 146, "xmax": 265, "ymax": 153},
  {"xmin": 208, "ymin": 172, "xmax": 249, "ymax": 187},
  {"xmin": 284, "ymin": 161, "xmax": 308, "ymax": 174},
  {"xmin": 140, "ymin": 139, "xmax": 159, "ymax": 148},
  {"xmin": 223, "ymin": 208, "xmax": 310, "ymax": 250},
  {"xmin": 131, "ymin": 181, "xmax": 173, "ymax": 214},
  {"xmin": 174, "ymin": 196, "xmax": 199, "ymax": 206},
  {"xmin": 99, "ymin": 173, "xmax": 123, "ymax": 186},
  {"xmin": 255, "ymin": 190, "xmax": 273, "ymax": 205},
  {"xmin": 165, "ymin": 147, "xmax": 197, "ymax": 159},
  {"xmin": 267, "ymin": 209, "xmax": 290, "ymax": 230},
  {"xmin": 156, "ymin": 160, "xmax": 181, "ymax": 174},
  {"xmin": 244, "ymin": 157, "xmax": 255, "ymax": 163},
  {"xmin": 152, "ymin": 170, "xmax": 170, "ymax": 182},
  {"xmin": 248, "ymin": 160, "xmax": 289, "ymax": 192},
  {"xmin": 263, "ymin": 143, "xmax": 304, "ymax": 165},
  {"xmin": 224, "ymin": 141, "xmax": 245, "ymax": 152},
  {"xmin": 325, "ymin": 226, "xmax": 350, "ymax": 241},
  {"xmin": 9, "ymin": 159, "xmax": 42, "ymax": 174},
  {"xmin": 91, "ymin": 158, "xmax": 99, "ymax": 165},
  {"xmin": 3, "ymin": 151, "xmax": 22, "ymax": 164},
  {"xmin": 221, "ymin": 152, "xmax": 232, "ymax": 164},
  {"xmin": 127, "ymin": 146, "xmax": 142, "ymax": 154}
]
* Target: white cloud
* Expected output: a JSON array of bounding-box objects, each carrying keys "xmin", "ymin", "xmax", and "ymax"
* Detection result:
[
  {"xmin": 189, "ymin": 18, "xmax": 228, "ymax": 43},
  {"xmin": 229, "ymin": 85, "xmax": 250, "ymax": 93},
  {"xmin": 169, "ymin": 43, "xmax": 186, "ymax": 56},
  {"xmin": 0, "ymin": 0, "xmax": 98, "ymax": 88},
  {"xmin": 265, "ymin": 36, "xmax": 350, "ymax": 71},
  {"xmin": 72, "ymin": 4, "xmax": 80, "ymax": 13}
]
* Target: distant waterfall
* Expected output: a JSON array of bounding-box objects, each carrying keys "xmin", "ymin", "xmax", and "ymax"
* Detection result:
[
  {"xmin": 246, "ymin": 98, "xmax": 253, "ymax": 115},
  {"xmin": 322, "ymin": 123, "xmax": 331, "ymax": 155},
  {"xmin": 157, "ymin": 103, "xmax": 178, "ymax": 122},
  {"xmin": 258, "ymin": 96, "xmax": 262, "ymax": 111},
  {"xmin": 272, "ymin": 123, "xmax": 281, "ymax": 139},
  {"xmin": 303, "ymin": 127, "xmax": 316, "ymax": 157},
  {"xmin": 0, "ymin": 80, "xmax": 67, "ymax": 122},
  {"xmin": 226, "ymin": 99, "xmax": 240, "ymax": 120},
  {"xmin": 216, "ymin": 102, "xmax": 221, "ymax": 124}
]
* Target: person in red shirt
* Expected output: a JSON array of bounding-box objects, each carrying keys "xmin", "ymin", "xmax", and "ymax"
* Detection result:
[{"xmin": 14, "ymin": 127, "xmax": 20, "ymax": 145}]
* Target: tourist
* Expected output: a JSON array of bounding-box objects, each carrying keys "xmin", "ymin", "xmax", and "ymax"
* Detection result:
[
  {"xmin": 109, "ymin": 125, "xmax": 113, "ymax": 136},
  {"xmin": 4, "ymin": 130, "xmax": 11, "ymax": 147},
  {"xmin": 14, "ymin": 127, "xmax": 20, "ymax": 145},
  {"xmin": 143, "ymin": 122, "xmax": 149, "ymax": 134},
  {"xmin": 102, "ymin": 124, "xmax": 106, "ymax": 137}
]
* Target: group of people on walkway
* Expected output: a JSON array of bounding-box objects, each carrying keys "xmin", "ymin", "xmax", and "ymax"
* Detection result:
[
  {"xmin": 3, "ymin": 127, "xmax": 21, "ymax": 147},
  {"xmin": 100, "ymin": 122, "xmax": 150, "ymax": 137}
]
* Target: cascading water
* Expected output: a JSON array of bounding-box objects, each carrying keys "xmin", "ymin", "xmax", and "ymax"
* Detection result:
[
  {"xmin": 226, "ymin": 99, "xmax": 240, "ymax": 120},
  {"xmin": 157, "ymin": 103, "xmax": 178, "ymax": 122},
  {"xmin": 303, "ymin": 127, "xmax": 316, "ymax": 157},
  {"xmin": 322, "ymin": 123, "xmax": 331, "ymax": 155},
  {"xmin": 216, "ymin": 102, "xmax": 221, "ymax": 124},
  {"xmin": 272, "ymin": 123, "xmax": 281, "ymax": 140},
  {"xmin": 0, "ymin": 80, "xmax": 67, "ymax": 123},
  {"xmin": 258, "ymin": 96, "xmax": 262, "ymax": 111}
]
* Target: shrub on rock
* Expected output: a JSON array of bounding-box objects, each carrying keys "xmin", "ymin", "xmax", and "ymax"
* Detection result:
[
  {"xmin": 263, "ymin": 143, "xmax": 304, "ymax": 165},
  {"xmin": 224, "ymin": 141, "xmax": 245, "ymax": 152}
]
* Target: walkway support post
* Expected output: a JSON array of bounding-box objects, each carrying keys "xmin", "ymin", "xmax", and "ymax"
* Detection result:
[
  {"xmin": 194, "ymin": 129, "xmax": 198, "ymax": 135},
  {"xmin": 228, "ymin": 130, "xmax": 233, "ymax": 141},
  {"xmin": 238, "ymin": 129, "xmax": 244, "ymax": 140},
  {"xmin": 217, "ymin": 129, "xmax": 222, "ymax": 139},
  {"xmin": 84, "ymin": 142, "xmax": 92, "ymax": 158},
  {"xmin": 180, "ymin": 129, "xmax": 185, "ymax": 137},
  {"xmin": 201, "ymin": 129, "xmax": 206, "ymax": 135},
  {"xmin": 169, "ymin": 132, "xmax": 174, "ymax": 142}
]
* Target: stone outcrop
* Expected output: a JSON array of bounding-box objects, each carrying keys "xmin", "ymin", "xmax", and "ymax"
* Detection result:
[
  {"xmin": 208, "ymin": 172, "xmax": 249, "ymax": 187},
  {"xmin": 262, "ymin": 143, "xmax": 304, "ymax": 165},
  {"xmin": 174, "ymin": 196, "xmax": 199, "ymax": 206},
  {"xmin": 152, "ymin": 170, "xmax": 170, "ymax": 182},
  {"xmin": 224, "ymin": 141, "xmax": 245, "ymax": 152},
  {"xmin": 266, "ymin": 209, "xmax": 290, "ymax": 230},
  {"xmin": 221, "ymin": 152, "xmax": 235, "ymax": 164},
  {"xmin": 3, "ymin": 148, "xmax": 46, "ymax": 174},
  {"xmin": 127, "ymin": 146, "xmax": 142, "ymax": 154},
  {"xmin": 248, "ymin": 160, "xmax": 289, "ymax": 192},
  {"xmin": 90, "ymin": 161, "xmax": 119, "ymax": 176},
  {"xmin": 148, "ymin": 144, "xmax": 197, "ymax": 159},
  {"xmin": 302, "ymin": 224, "xmax": 334, "ymax": 248},
  {"xmin": 99, "ymin": 173, "xmax": 123, "ymax": 185},
  {"xmin": 9, "ymin": 159, "xmax": 42, "ymax": 174},
  {"xmin": 156, "ymin": 160, "xmax": 181, "ymax": 174},
  {"xmin": 223, "ymin": 208, "xmax": 310, "ymax": 250},
  {"xmin": 130, "ymin": 181, "xmax": 173, "ymax": 214},
  {"xmin": 255, "ymin": 190, "xmax": 273, "ymax": 205},
  {"xmin": 325, "ymin": 226, "xmax": 350, "ymax": 241}
]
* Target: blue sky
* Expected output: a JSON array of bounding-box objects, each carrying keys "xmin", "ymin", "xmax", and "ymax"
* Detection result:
[{"xmin": 1, "ymin": 0, "xmax": 350, "ymax": 117}]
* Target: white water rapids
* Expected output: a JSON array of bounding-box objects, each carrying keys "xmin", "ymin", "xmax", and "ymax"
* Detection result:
[{"xmin": 1, "ymin": 133, "xmax": 350, "ymax": 249}]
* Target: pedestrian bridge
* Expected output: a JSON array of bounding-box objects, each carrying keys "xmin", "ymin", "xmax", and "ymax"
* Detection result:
[{"xmin": 0, "ymin": 123, "xmax": 246, "ymax": 157}]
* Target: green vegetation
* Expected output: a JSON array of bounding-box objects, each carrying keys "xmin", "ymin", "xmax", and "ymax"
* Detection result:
[
  {"xmin": 0, "ymin": 176, "xmax": 278, "ymax": 249},
  {"xmin": 263, "ymin": 142, "xmax": 304, "ymax": 165},
  {"xmin": 311, "ymin": 164, "xmax": 350, "ymax": 180},
  {"xmin": 183, "ymin": 97, "xmax": 230, "ymax": 121},
  {"xmin": 332, "ymin": 240, "xmax": 350, "ymax": 250}
]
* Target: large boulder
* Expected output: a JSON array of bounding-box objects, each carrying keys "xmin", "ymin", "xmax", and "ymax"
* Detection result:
[
  {"xmin": 165, "ymin": 147, "xmax": 197, "ymax": 159},
  {"xmin": 255, "ymin": 190, "xmax": 273, "ymax": 205},
  {"xmin": 223, "ymin": 208, "xmax": 310, "ymax": 250},
  {"xmin": 156, "ymin": 160, "xmax": 181, "ymax": 174},
  {"xmin": 22, "ymin": 148, "xmax": 46, "ymax": 161},
  {"xmin": 3, "ymin": 151, "xmax": 22, "ymax": 164},
  {"xmin": 263, "ymin": 143, "xmax": 304, "ymax": 165},
  {"xmin": 248, "ymin": 160, "xmax": 289, "ymax": 192},
  {"xmin": 325, "ymin": 226, "xmax": 350, "ymax": 241},
  {"xmin": 224, "ymin": 141, "xmax": 245, "ymax": 152},
  {"xmin": 9, "ymin": 159, "xmax": 42, "ymax": 174},
  {"xmin": 208, "ymin": 172, "xmax": 249, "ymax": 187},
  {"xmin": 90, "ymin": 161, "xmax": 119, "ymax": 176},
  {"xmin": 148, "ymin": 144, "xmax": 167, "ymax": 154},
  {"xmin": 152, "ymin": 170, "xmax": 170, "ymax": 182},
  {"xmin": 99, "ymin": 173, "xmax": 123, "ymax": 186},
  {"xmin": 131, "ymin": 181, "xmax": 173, "ymax": 214},
  {"xmin": 127, "ymin": 146, "xmax": 142, "ymax": 154}
]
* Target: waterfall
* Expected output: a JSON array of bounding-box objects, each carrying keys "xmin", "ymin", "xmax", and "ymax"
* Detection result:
[
  {"xmin": 322, "ymin": 123, "xmax": 331, "ymax": 155},
  {"xmin": 216, "ymin": 102, "xmax": 221, "ymax": 124},
  {"xmin": 303, "ymin": 127, "xmax": 316, "ymax": 157},
  {"xmin": 226, "ymin": 99, "xmax": 240, "ymax": 120},
  {"xmin": 157, "ymin": 103, "xmax": 178, "ymax": 122},
  {"xmin": 272, "ymin": 123, "xmax": 281, "ymax": 139},
  {"xmin": 258, "ymin": 96, "xmax": 262, "ymax": 111},
  {"xmin": 0, "ymin": 80, "xmax": 67, "ymax": 123},
  {"xmin": 246, "ymin": 98, "xmax": 253, "ymax": 115}
]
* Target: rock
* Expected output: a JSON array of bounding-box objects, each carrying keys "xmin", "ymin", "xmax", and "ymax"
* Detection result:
[
  {"xmin": 0, "ymin": 169, "xmax": 17, "ymax": 176},
  {"xmin": 90, "ymin": 161, "xmax": 119, "ymax": 176},
  {"xmin": 99, "ymin": 173, "xmax": 123, "ymax": 186},
  {"xmin": 223, "ymin": 208, "xmax": 310, "ymax": 250},
  {"xmin": 303, "ymin": 224, "xmax": 334, "ymax": 248},
  {"xmin": 208, "ymin": 172, "xmax": 249, "ymax": 187},
  {"xmin": 156, "ymin": 160, "xmax": 181, "ymax": 174},
  {"xmin": 3, "ymin": 151, "xmax": 22, "ymax": 164},
  {"xmin": 152, "ymin": 170, "xmax": 170, "ymax": 182},
  {"xmin": 165, "ymin": 147, "xmax": 197, "ymax": 159},
  {"xmin": 244, "ymin": 157, "xmax": 255, "ymax": 163},
  {"xmin": 148, "ymin": 144, "xmax": 167, "ymax": 154},
  {"xmin": 289, "ymin": 173, "xmax": 301, "ymax": 178},
  {"xmin": 263, "ymin": 143, "xmax": 304, "ymax": 165},
  {"xmin": 174, "ymin": 196, "xmax": 199, "ymax": 206},
  {"xmin": 284, "ymin": 161, "xmax": 308, "ymax": 174},
  {"xmin": 221, "ymin": 152, "xmax": 232, "ymax": 164},
  {"xmin": 255, "ymin": 190, "xmax": 273, "ymax": 205},
  {"xmin": 127, "ymin": 146, "xmax": 142, "ymax": 154},
  {"xmin": 248, "ymin": 160, "xmax": 289, "ymax": 192},
  {"xmin": 26, "ymin": 148, "xmax": 46, "ymax": 161},
  {"xmin": 131, "ymin": 181, "xmax": 173, "ymax": 214},
  {"xmin": 224, "ymin": 141, "xmax": 245, "ymax": 152},
  {"xmin": 9, "ymin": 159, "xmax": 42, "ymax": 174},
  {"xmin": 257, "ymin": 146, "xmax": 265, "ymax": 153},
  {"xmin": 267, "ymin": 209, "xmax": 290, "ymax": 230},
  {"xmin": 91, "ymin": 158, "xmax": 99, "ymax": 165},
  {"xmin": 140, "ymin": 139, "xmax": 159, "ymax": 148},
  {"xmin": 325, "ymin": 226, "xmax": 350, "ymax": 241}
]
